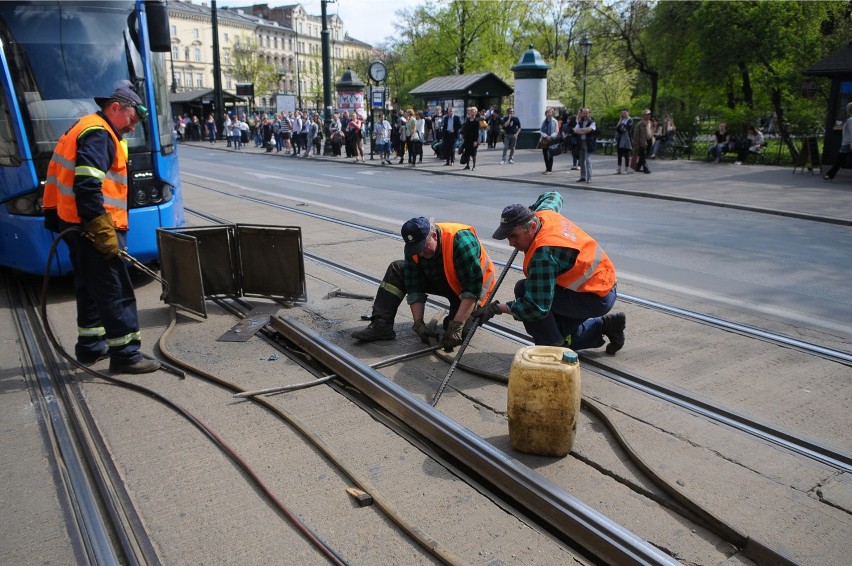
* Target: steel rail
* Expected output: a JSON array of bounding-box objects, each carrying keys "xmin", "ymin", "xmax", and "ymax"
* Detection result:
[
  {"xmin": 7, "ymin": 275, "xmax": 120, "ymax": 565},
  {"xmin": 271, "ymin": 315, "xmax": 680, "ymax": 566}
]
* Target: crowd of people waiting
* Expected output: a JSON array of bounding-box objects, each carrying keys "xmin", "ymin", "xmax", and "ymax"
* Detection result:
[{"xmin": 172, "ymin": 104, "xmax": 780, "ymax": 176}]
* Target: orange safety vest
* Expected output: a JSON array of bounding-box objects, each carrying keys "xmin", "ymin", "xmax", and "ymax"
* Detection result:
[
  {"xmin": 413, "ymin": 223, "xmax": 496, "ymax": 306},
  {"xmin": 524, "ymin": 210, "xmax": 616, "ymax": 297},
  {"xmin": 44, "ymin": 113, "xmax": 129, "ymax": 229}
]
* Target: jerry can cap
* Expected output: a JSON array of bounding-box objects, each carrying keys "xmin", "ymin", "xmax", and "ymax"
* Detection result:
[{"xmin": 562, "ymin": 351, "xmax": 578, "ymax": 363}]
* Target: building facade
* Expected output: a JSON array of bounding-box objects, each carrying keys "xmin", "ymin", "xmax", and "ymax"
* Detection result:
[{"xmin": 167, "ymin": 1, "xmax": 372, "ymax": 114}]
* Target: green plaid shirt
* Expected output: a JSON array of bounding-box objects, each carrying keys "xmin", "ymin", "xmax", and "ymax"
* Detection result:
[
  {"xmin": 507, "ymin": 192, "xmax": 580, "ymax": 321},
  {"xmin": 404, "ymin": 227, "xmax": 484, "ymax": 305}
]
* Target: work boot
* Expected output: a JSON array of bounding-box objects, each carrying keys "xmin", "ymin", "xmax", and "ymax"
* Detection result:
[
  {"xmin": 77, "ymin": 347, "xmax": 109, "ymax": 367},
  {"xmin": 110, "ymin": 357, "xmax": 161, "ymax": 374},
  {"xmin": 352, "ymin": 320, "xmax": 396, "ymax": 341},
  {"xmin": 601, "ymin": 313, "xmax": 626, "ymax": 354}
]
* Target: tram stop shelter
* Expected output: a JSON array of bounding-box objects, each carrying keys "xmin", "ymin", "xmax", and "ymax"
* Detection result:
[
  {"xmin": 805, "ymin": 40, "xmax": 852, "ymax": 175},
  {"xmin": 169, "ymin": 88, "xmax": 249, "ymax": 124},
  {"xmin": 409, "ymin": 72, "xmax": 513, "ymax": 119}
]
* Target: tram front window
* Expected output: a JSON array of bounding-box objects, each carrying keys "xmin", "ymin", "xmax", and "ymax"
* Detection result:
[{"xmin": 0, "ymin": 1, "xmax": 146, "ymax": 165}]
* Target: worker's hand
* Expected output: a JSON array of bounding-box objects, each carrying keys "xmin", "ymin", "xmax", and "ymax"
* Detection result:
[
  {"xmin": 84, "ymin": 213, "xmax": 119, "ymax": 259},
  {"xmin": 473, "ymin": 301, "xmax": 502, "ymax": 325},
  {"xmin": 441, "ymin": 320, "xmax": 464, "ymax": 352},
  {"xmin": 412, "ymin": 319, "xmax": 439, "ymax": 345}
]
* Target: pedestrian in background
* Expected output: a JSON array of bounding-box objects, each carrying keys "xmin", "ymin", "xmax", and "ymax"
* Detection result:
[
  {"xmin": 824, "ymin": 101, "xmax": 852, "ymax": 181},
  {"xmin": 461, "ymin": 106, "xmax": 480, "ymax": 171},
  {"xmin": 500, "ymin": 107, "xmax": 520, "ymax": 165},
  {"xmin": 573, "ymin": 107, "xmax": 596, "ymax": 183},
  {"xmin": 374, "ymin": 112, "xmax": 392, "ymax": 164},
  {"xmin": 539, "ymin": 108, "xmax": 559, "ymax": 175},
  {"xmin": 615, "ymin": 107, "xmax": 633, "ymax": 174},
  {"xmin": 441, "ymin": 106, "xmax": 461, "ymax": 166},
  {"xmin": 632, "ymin": 109, "xmax": 653, "ymax": 174},
  {"xmin": 42, "ymin": 82, "xmax": 160, "ymax": 374},
  {"xmin": 205, "ymin": 113, "xmax": 216, "ymax": 143}
]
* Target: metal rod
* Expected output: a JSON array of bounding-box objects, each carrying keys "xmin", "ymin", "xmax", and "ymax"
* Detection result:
[
  {"xmin": 234, "ymin": 344, "xmax": 443, "ymax": 398},
  {"xmin": 430, "ymin": 248, "xmax": 519, "ymax": 407},
  {"xmin": 83, "ymin": 232, "xmax": 169, "ymax": 300}
]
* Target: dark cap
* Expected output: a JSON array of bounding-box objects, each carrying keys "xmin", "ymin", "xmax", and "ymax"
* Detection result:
[
  {"xmin": 492, "ymin": 204, "xmax": 535, "ymax": 240},
  {"xmin": 94, "ymin": 80, "xmax": 147, "ymax": 118},
  {"xmin": 401, "ymin": 217, "xmax": 431, "ymax": 257}
]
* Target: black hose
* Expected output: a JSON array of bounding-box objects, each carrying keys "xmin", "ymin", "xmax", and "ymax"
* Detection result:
[{"xmin": 38, "ymin": 229, "xmax": 348, "ymax": 566}]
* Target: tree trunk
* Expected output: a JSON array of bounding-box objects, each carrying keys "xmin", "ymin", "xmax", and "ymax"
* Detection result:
[{"xmin": 739, "ymin": 62, "xmax": 753, "ymax": 109}]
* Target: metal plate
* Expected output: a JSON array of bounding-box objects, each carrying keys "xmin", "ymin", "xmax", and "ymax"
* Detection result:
[
  {"xmin": 156, "ymin": 229, "xmax": 206, "ymax": 318},
  {"xmin": 236, "ymin": 224, "xmax": 307, "ymax": 302},
  {"xmin": 216, "ymin": 304, "xmax": 281, "ymax": 342}
]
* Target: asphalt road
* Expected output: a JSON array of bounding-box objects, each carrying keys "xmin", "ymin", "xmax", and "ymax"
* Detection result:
[{"xmin": 178, "ymin": 143, "xmax": 852, "ymax": 344}]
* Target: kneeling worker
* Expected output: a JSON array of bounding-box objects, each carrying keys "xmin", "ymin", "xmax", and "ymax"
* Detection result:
[
  {"xmin": 353, "ymin": 217, "xmax": 496, "ymax": 351},
  {"xmin": 476, "ymin": 192, "xmax": 626, "ymax": 353}
]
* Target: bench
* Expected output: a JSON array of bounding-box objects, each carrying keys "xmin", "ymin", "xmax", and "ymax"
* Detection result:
[
  {"xmin": 595, "ymin": 128, "xmax": 616, "ymax": 155},
  {"xmin": 669, "ymin": 131, "xmax": 693, "ymax": 160},
  {"xmin": 705, "ymin": 136, "xmax": 767, "ymax": 164}
]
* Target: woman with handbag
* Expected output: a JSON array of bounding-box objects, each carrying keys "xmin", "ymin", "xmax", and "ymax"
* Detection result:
[
  {"xmin": 539, "ymin": 108, "xmax": 559, "ymax": 175},
  {"xmin": 461, "ymin": 106, "xmax": 480, "ymax": 171}
]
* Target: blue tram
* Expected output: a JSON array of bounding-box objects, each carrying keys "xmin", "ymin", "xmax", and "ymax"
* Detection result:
[{"xmin": 0, "ymin": 1, "xmax": 184, "ymax": 275}]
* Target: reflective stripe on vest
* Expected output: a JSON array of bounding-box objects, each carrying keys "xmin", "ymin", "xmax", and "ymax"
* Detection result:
[
  {"xmin": 413, "ymin": 223, "xmax": 496, "ymax": 307},
  {"xmin": 523, "ymin": 210, "xmax": 616, "ymax": 297},
  {"xmin": 43, "ymin": 114, "xmax": 129, "ymax": 229}
]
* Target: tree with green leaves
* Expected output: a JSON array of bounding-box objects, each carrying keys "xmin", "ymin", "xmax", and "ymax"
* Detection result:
[{"xmin": 231, "ymin": 35, "xmax": 278, "ymax": 101}]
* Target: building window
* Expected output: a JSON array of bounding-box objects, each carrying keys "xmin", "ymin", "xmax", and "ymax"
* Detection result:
[
  {"xmin": 172, "ymin": 46, "xmax": 179, "ymax": 60},
  {"xmin": 193, "ymin": 28, "xmax": 199, "ymax": 39},
  {"xmin": 170, "ymin": 25, "xmax": 176, "ymax": 36},
  {"xmin": 194, "ymin": 48, "xmax": 201, "ymax": 62},
  {"xmin": 226, "ymin": 77, "xmax": 232, "ymax": 89},
  {"xmin": 197, "ymin": 74, "xmax": 203, "ymax": 87},
  {"xmin": 224, "ymin": 33, "xmax": 229, "ymax": 44},
  {"xmin": 224, "ymin": 52, "xmax": 231, "ymax": 65},
  {"xmin": 184, "ymin": 47, "xmax": 190, "ymax": 60}
]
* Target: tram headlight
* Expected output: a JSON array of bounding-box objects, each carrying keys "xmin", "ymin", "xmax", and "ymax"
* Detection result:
[
  {"xmin": 134, "ymin": 188, "xmax": 151, "ymax": 206},
  {"xmin": 129, "ymin": 170, "xmax": 173, "ymax": 208},
  {"xmin": 5, "ymin": 190, "xmax": 43, "ymax": 216}
]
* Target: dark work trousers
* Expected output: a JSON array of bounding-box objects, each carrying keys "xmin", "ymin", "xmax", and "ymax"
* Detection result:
[
  {"xmin": 368, "ymin": 260, "xmax": 461, "ymax": 329},
  {"xmin": 514, "ymin": 279, "xmax": 616, "ymax": 349},
  {"xmin": 63, "ymin": 228, "xmax": 142, "ymax": 363},
  {"xmin": 443, "ymin": 131, "xmax": 456, "ymax": 164}
]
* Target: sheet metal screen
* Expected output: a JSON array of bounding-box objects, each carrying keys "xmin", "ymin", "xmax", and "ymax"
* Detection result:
[
  {"xmin": 156, "ymin": 229, "xmax": 206, "ymax": 317},
  {"xmin": 157, "ymin": 224, "xmax": 306, "ymax": 315},
  {"xmin": 237, "ymin": 225, "xmax": 307, "ymax": 302}
]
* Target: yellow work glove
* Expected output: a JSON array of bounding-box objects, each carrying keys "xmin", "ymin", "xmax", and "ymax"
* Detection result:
[{"xmin": 84, "ymin": 213, "xmax": 119, "ymax": 259}]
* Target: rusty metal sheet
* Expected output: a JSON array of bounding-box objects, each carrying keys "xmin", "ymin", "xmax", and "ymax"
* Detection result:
[{"xmin": 216, "ymin": 303, "xmax": 281, "ymax": 342}]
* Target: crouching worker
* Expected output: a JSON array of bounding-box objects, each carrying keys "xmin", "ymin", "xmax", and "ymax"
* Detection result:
[
  {"xmin": 475, "ymin": 192, "xmax": 626, "ymax": 354},
  {"xmin": 352, "ymin": 217, "xmax": 496, "ymax": 352}
]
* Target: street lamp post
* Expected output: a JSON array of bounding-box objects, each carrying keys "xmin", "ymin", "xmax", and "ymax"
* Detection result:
[{"xmin": 579, "ymin": 37, "xmax": 592, "ymax": 108}]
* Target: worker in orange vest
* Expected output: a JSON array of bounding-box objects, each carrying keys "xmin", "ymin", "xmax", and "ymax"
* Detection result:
[
  {"xmin": 477, "ymin": 192, "xmax": 626, "ymax": 353},
  {"xmin": 43, "ymin": 81, "xmax": 160, "ymax": 374},
  {"xmin": 352, "ymin": 217, "xmax": 496, "ymax": 352}
]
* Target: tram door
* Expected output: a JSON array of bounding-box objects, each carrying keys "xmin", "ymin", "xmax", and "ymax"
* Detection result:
[{"xmin": 157, "ymin": 224, "xmax": 307, "ymax": 318}]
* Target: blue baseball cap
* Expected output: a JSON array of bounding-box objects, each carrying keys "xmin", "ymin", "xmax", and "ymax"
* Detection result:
[{"xmin": 401, "ymin": 217, "xmax": 431, "ymax": 257}]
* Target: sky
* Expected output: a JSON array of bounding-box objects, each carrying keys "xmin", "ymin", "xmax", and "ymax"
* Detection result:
[{"xmin": 220, "ymin": 0, "xmax": 424, "ymax": 46}]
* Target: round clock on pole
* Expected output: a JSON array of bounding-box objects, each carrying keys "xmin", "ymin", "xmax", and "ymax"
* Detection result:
[{"xmin": 368, "ymin": 60, "xmax": 387, "ymax": 82}]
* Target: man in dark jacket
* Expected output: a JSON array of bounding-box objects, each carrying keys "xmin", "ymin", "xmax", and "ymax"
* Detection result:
[{"xmin": 441, "ymin": 107, "xmax": 462, "ymax": 166}]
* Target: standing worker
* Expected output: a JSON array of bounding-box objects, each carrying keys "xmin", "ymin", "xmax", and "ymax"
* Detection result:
[
  {"xmin": 43, "ymin": 81, "xmax": 161, "ymax": 374},
  {"xmin": 475, "ymin": 192, "xmax": 626, "ymax": 354},
  {"xmin": 352, "ymin": 217, "xmax": 496, "ymax": 352}
]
